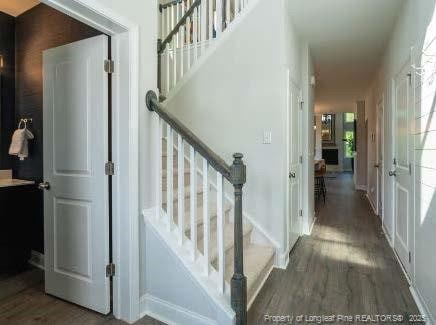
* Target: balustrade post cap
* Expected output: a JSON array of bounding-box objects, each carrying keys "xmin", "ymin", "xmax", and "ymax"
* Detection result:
[
  {"xmin": 230, "ymin": 153, "xmax": 246, "ymax": 186},
  {"xmin": 233, "ymin": 153, "xmax": 244, "ymax": 160},
  {"xmin": 146, "ymin": 90, "xmax": 158, "ymax": 112}
]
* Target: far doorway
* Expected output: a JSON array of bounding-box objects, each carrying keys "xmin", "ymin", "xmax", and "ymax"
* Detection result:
[{"xmin": 287, "ymin": 73, "xmax": 303, "ymax": 253}]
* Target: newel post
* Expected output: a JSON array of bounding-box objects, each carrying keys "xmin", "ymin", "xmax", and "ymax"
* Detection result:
[{"xmin": 230, "ymin": 153, "xmax": 247, "ymax": 325}]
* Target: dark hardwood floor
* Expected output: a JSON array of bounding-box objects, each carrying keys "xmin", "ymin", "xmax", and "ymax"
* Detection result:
[
  {"xmin": 0, "ymin": 268, "xmax": 164, "ymax": 325},
  {"xmin": 248, "ymin": 173, "xmax": 419, "ymax": 324}
]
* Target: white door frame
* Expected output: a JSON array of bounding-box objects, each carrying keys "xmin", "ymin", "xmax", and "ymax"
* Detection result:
[
  {"xmin": 376, "ymin": 95, "xmax": 385, "ymax": 223},
  {"xmin": 40, "ymin": 0, "xmax": 140, "ymax": 322},
  {"xmin": 285, "ymin": 70, "xmax": 303, "ymax": 257}
]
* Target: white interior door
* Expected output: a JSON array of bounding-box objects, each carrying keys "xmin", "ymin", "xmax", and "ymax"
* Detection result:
[
  {"xmin": 392, "ymin": 62, "xmax": 413, "ymax": 276},
  {"xmin": 42, "ymin": 35, "xmax": 110, "ymax": 314},
  {"xmin": 288, "ymin": 76, "xmax": 302, "ymax": 251},
  {"xmin": 376, "ymin": 99, "xmax": 384, "ymax": 218}
]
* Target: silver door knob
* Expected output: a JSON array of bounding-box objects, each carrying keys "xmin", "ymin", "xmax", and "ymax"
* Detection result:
[
  {"xmin": 289, "ymin": 172, "xmax": 296, "ymax": 178},
  {"xmin": 38, "ymin": 181, "xmax": 51, "ymax": 190},
  {"xmin": 388, "ymin": 171, "xmax": 396, "ymax": 177}
]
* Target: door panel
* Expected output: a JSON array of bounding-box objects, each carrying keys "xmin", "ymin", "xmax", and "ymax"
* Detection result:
[
  {"xmin": 288, "ymin": 76, "xmax": 302, "ymax": 251},
  {"xmin": 392, "ymin": 62, "xmax": 413, "ymax": 276},
  {"xmin": 43, "ymin": 35, "xmax": 110, "ymax": 314}
]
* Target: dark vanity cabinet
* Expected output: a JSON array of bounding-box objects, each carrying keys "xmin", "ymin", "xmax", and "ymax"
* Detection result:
[{"xmin": 0, "ymin": 185, "xmax": 39, "ymax": 273}]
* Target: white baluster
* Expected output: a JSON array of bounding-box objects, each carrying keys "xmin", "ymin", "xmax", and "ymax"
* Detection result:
[
  {"xmin": 167, "ymin": 125, "xmax": 173, "ymax": 229},
  {"xmin": 216, "ymin": 0, "xmax": 223, "ymax": 37},
  {"xmin": 165, "ymin": 9, "xmax": 171, "ymax": 95},
  {"xmin": 172, "ymin": 37, "xmax": 177, "ymax": 89},
  {"xmin": 165, "ymin": 47, "xmax": 170, "ymax": 96},
  {"xmin": 226, "ymin": 0, "xmax": 230, "ymax": 27},
  {"xmin": 201, "ymin": 0, "xmax": 207, "ymax": 55},
  {"xmin": 180, "ymin": 0, "xmax": 185, "ymax": 79},
  {"xmin": 216, "ymin": 172, "xmax": 225, "ymax": 293},
  {"xmin": 176, "ymin": 3, "xmax": 180, "ymax": 48},
  {"xmin": 187, "ymin": 1, "xmax": 192, "ymax": 70},
  {"xmin": 209, "ymin": 0, "xmax": 213, "ymax": 40},
  {"xmin": 193, "ymin": 6, "xmax": 198, "ymax": 61},
  {"xmin": 178, "ymin": 134, "xmax": 185, "ymax": 244},
  {"xmin": 190, "ymin": 147, "xmax": 197, "ymax": 260},
  {"xmin": 202, "ymin": 158, "xmax": 210, "ymax": 275},
  {"xmin": 160, "ymin": 7, "xmax": 164, "ymax": 39},
  {"xmin": 157, "ymin": 117, "xmax": 163, "ymax": 218},
  {"xmin": 172, "ymin": 5, "xmax": 177, "ymax": 89}
]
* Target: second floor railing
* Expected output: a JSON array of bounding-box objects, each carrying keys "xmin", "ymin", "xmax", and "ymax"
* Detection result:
[{"xmin": 158, "ymin": 0, "xmax": 250, "ymax": 98}]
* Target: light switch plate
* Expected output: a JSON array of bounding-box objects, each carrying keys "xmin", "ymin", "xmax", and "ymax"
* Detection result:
[{"xmin": 263, "ymin": 131, "xmax": 272, "ymax": 144}]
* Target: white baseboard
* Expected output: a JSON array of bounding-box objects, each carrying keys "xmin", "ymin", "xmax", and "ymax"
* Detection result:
[
  {"xmin": 410, "ymin": 286, "xmax": 435, "ymax": 325},
  {"xmin": 380, "ymin": 223, "xmax": 434, "ymax": 324},
  {"xmin": 381, "ymin": 224, "xmax": 393, "ymax": 248},
  {"xmin": 365, "ymin": 193, "xmax": 378, "ymax": 216},
  {"xmin": 140, "ymin": 294, "xmax": 217, "ymax": 325},
  {"xmin": 276, "ymin": 250, "xmax": 289, "ymax": 270},
  {"xmin": 308, "ymin": 217, "xmax": 317, "ymax": 235},
  {"xmin": 28, "ymin": 250, "xmax": 44, "ymax": 270}
]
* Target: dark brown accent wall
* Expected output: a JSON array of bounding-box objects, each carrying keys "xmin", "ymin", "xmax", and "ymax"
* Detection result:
[
  {"xmin": 13, "ymin": 3, "xmax": 102, "ymax": 253},
  {"xmin": 0, "ymin": 12, "xmax": 15, "ymax": 170}
]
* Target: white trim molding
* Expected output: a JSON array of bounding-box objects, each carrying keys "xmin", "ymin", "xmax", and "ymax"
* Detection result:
[
  {"xmin": 409, "ymin": 286, "xmax": 435, "ymax": 325},
  {"xmin": 140, "ymin": 294, "xmax": 217, "ymax": 325},
  {"xmin": 365, "ymin": 193, "xmax": 378, "ymax": 216},
  {"xmin": 40, "ymin": 0, "xmax": 140, "ymax": 322},
  {"xmin": 28, "ymin": 250, "xmax": 45, "ymax": 270}
]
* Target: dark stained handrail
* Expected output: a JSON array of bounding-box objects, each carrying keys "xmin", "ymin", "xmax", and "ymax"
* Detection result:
[
  {"xmin": 158, "ymin": 0, "xmax": 202, "ymax": 54},
  {"xmin": 146, "ymin": 91, "xmax": 232, "ymax": 181},
  {"xmin": 160, "ymin": 0, "xmax": 184, "ymax": 11}
]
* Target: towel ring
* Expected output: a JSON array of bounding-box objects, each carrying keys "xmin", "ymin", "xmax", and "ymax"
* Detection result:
[
  {"xmin": 18, "ymin": 120, "xmax": 26, "ymax": 129},
  {"xmin": 18, "ymin": 118, "xmax": 32, "ymax": 129}
]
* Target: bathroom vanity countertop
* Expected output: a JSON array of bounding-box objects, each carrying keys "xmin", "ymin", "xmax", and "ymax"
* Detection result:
[{"xmin": 0, "ymin": 179, "xmax": 35, "ymax": 188}]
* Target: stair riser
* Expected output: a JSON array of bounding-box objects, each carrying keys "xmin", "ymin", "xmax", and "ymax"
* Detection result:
[
  {"xmin": 162, "ymin": 172, "xmax": 191, "ymax": 188},
  {"xmin": 162, "ymin": 155, "xmax": 179, "ymax": 168},
  {"xmin": 162, "ymin": 189, "xmax": 202, "ymax": 204},
  {"xmin": 209, "ymin": 228, "xmax": 252, "ymax": 269}
]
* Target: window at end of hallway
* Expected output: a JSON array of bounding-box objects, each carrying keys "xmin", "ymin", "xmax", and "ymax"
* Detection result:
[
  {"xmin": 344, "ymin": 131, "xmax": 355, "ymax": 158},
  {"xmin": 345, "ymin": 113, "xmax": 355, "ymax": 123}
]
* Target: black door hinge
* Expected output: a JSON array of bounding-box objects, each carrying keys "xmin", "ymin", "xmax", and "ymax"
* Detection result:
[
  {"xmin": 105, "ymin": 161, "xmax": 115, "ymax": 176},
  {"xmin": 104, "ymin": 59, "xmax": 114, "ymax": 73},
  {"xmin": 106, "ymin": 263, "xmax": 115, "ymax": 277}
]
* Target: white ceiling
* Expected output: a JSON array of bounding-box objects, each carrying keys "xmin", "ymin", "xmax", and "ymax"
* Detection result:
[
  {"xmin": 288, "ymin": 0, "xmax": 405, "ymax": 109},
  {"xmin": 0, "ymin": 0, "xmax": 39, "ymax": 17}
]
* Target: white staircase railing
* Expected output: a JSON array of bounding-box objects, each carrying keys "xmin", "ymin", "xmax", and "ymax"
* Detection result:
[
  {"xmin": 147, "ymin": 91, "xmax": 248, "ymax": 324},
  {"xmin": 158, "ymin": 0, "xmax": 250, "ymax": 98}
]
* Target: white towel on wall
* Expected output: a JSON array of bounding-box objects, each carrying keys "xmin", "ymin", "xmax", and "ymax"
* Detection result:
[{"xmin": 9, "ymin": 128, "xmax": 34, "ymax": 160}]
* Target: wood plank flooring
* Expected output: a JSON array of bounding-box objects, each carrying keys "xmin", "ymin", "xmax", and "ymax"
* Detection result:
[
  {"xmin": 0, "ymin": 268, "xmax": 164, "ymax": 325},
  {"xmin": 248, "ymin": 173, "xmax": 420, "ymax": 324}
]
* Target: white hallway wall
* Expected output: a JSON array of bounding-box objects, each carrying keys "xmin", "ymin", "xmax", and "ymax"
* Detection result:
[
  {"xmin": 366, "ymin": 0, "xmax": 436, "ymax": 321},
  {"xmin": 165, "ymin": 0, "xmax": 308, "ymax": 255}
]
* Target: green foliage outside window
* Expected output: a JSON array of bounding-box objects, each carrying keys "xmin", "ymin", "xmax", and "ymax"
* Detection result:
[
  {"xmin": 345, "ymin": 113, "xmax": 355, "ymax": 123},
  {"xmin": 344, "ymin": 131, "xmax": 355, "ymax": 158}
]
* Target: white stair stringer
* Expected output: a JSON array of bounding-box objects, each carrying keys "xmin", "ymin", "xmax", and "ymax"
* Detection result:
[
  {"xmin": 143, "ymin": 209, "xmax": 235, "ymax": 325},
  {"xmin": 145, "ymin": 134, "xmax": 278, "ymax": 324}
]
